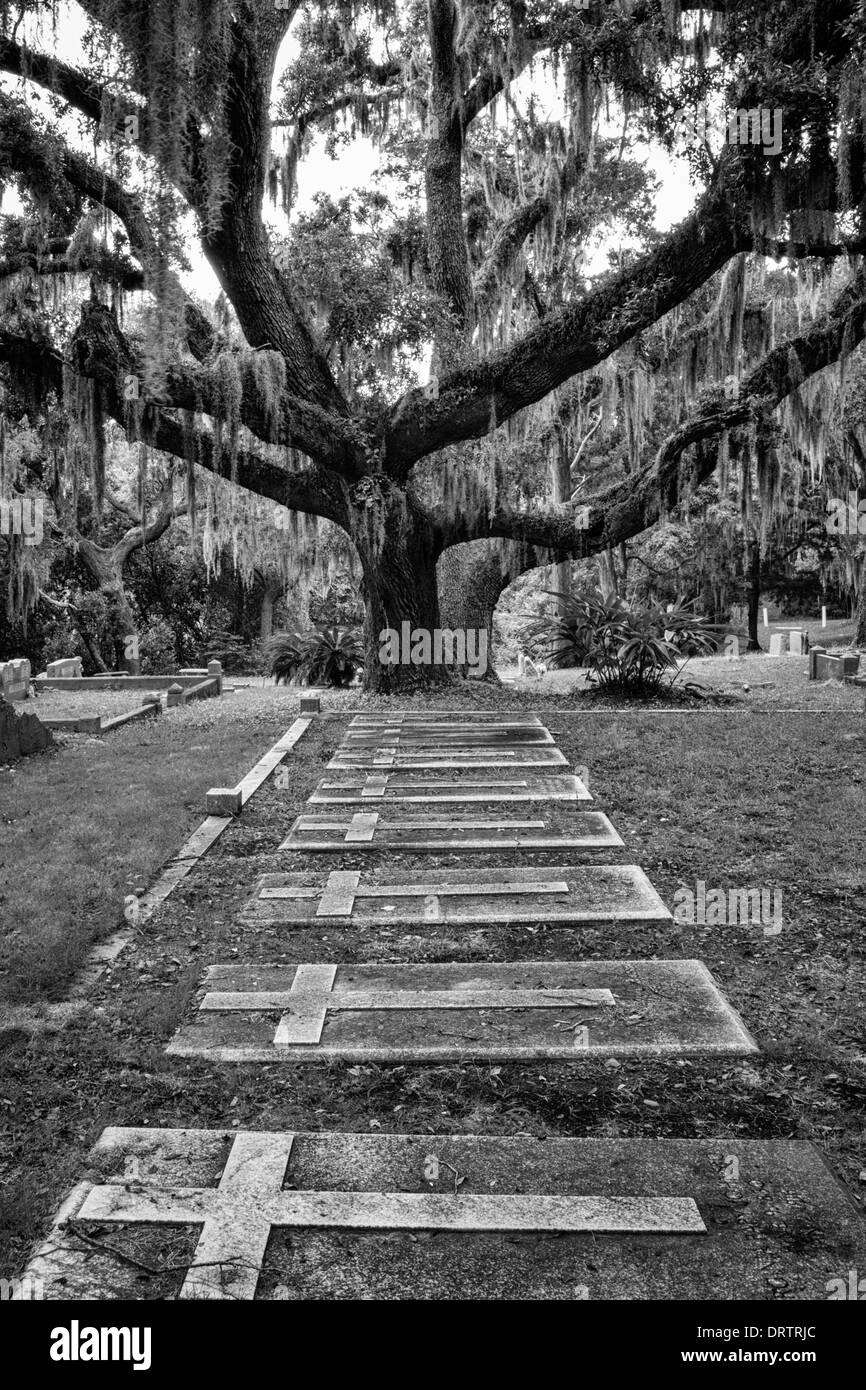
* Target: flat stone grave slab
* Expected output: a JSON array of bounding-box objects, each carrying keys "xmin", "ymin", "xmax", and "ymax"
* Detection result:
[
  {"xmin": 307, "ymin": 773, "xmax": 590, "ymax": 805},
  {"xmin": 279, "ymin": 810, "xmax": 624, "ymax": 853},
  {"xmin": 167, "ymin": 958, "xmax": 756, "ymax": 1062},
  {"xmin": 22, "ymin": 1129, "xmax": 865, "ymax": 1299},
  {"xmin": 328, "ymin": 746, "xmax": 570, "ymax": 771},
  {"xmin": 342, "ymin": 727, "xmax": 555, "ymax": 747},
  {"xmin": 349, "ymin": 713, "xmax": 542, "ymax": 724},
  {"xmin": 244, "ymin": 865, "xmax": 666, "ymax": 926}
]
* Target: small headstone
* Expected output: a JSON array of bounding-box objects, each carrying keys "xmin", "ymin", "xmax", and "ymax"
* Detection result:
[
  {"xmin": 788, "ymin": 629, "xmax": 805, "ymax": 656},
  {"xmin": 0, "ymin": 658, "xmax": 30, "ymax": 701},
  {"xmin": 207, "ymin": 660, "xmax": 223, "ymax": 693},
  {"xmin": 768, "ymin": 633, "xmax": 787, "ymax": 657},
  {"xmin": 300, "ymin": 695, "xmax": 321, "ymax": 713},
  {"xmin": 166, "ymin": 682, "xmax": 185, "ymax": 708},
  {"xmin": 46, "ymin": 657, "xmax": 83, "ymax": 678}
]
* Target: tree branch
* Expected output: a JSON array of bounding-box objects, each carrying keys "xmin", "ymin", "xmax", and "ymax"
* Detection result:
[{"xmin": 435, "ymin": 271, "xmax": 866, "ymax": 558}]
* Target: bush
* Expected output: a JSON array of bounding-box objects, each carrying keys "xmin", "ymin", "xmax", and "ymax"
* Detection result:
[
  {"xmin": 265, "ymin": 625, "xmax": 363, "ymax": 687},
  {"xmin": 535, "ymin": 589, "xmax": 718, "ymax": 694}
]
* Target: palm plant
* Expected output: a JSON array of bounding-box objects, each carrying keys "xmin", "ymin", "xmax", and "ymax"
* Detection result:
[
  {"xmin": 265, "ymin": 625, "xmax": 363, "ymax": 687},
  {"xmin": 535, "ymin": 588, "xmax": 718, "ymax": 694}
]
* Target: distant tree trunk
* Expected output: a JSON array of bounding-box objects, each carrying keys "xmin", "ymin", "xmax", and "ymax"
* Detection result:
[
  {"xmin": 259, "ymin": 581, "xmax": 282, "ymax": 641},
  {"xmin": 437, "ymin": 542, "xmax": 512, "ymax": 681},
  {"xmin": 856, "ymin": 579, "xmax": 866, "ymax": 647},
  {"xmin": 746, "ymin": 536, "xmax": 762, "ymax": 651}
]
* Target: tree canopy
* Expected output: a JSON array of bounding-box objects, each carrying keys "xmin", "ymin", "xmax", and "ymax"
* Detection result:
[{"xmin": 1, "ymin": 0, "xmax": 865, "ymax": 682}]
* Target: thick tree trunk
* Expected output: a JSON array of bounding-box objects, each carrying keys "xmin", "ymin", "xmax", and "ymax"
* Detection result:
[
  {"xmin": 746, "ymin": 537, "xmax": 762, "ymax": 651},
  {"xmin": 354, "ymin": 492, "xmax": 448, "ymax": 692}
]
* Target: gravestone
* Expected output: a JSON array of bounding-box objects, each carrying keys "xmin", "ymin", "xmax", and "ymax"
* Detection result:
[
  {"xmin": 0, "ymin": 696, "xmax": 53, "ymax": 761},
  {"xmin": 307, "ymin": 773, "xmax": 590, "ymax": 805},
  {"xmin": 328, "ymin": 745, "xmax": 569, "ymax": 771},
  {"xmin": 168, "ymin": 958, "xmax": 756, "ymax": 1063},
  {"xmin": 0, "ymin": 657, "xmax": 30, "ymax": 701},
  {"xmin": 350, "ymin": 714, "xmax": 542, "ymax": 727},
  {"xmin": 343, "ymin": 726, "xmax": 555, "ymax": 747},
  {"xmin": 245, "ymin": 865, "xmax": 666, "ymax": 926},
  {"xmin": 20, "ymin": 1128, "xmax": 866, "ymax": 1300},
  {"xmin": 279, "ymin": 809, "xmax": 624, "ymax": 853},
  {"xmin": 46, "ymin": 657, "xmax": 83, "ymax": 678},
  {"xmin": 768, "ymin": 633, "xmax": 787, "ymax": 656}
]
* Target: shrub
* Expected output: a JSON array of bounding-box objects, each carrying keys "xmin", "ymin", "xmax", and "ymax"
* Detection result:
[
  {"xmin": 535, "ymin": 589, "xmax": 718, "ymax": 694},
  {"xmin": 265, "ymin": 625, "xmax": 363, "ymax": 687}
]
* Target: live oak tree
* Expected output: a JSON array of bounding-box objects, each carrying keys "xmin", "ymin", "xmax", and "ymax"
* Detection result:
[{"xmin": 1, "ymin": 0, "xmax": 865, "ymax": 687}]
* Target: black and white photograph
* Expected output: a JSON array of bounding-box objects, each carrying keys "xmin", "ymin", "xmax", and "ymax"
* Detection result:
[{"xmin": 0, "ymin": 0, "xmax": 864, "ymax": 1365}]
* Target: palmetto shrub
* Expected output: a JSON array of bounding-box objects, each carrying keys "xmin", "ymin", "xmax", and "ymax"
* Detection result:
[
  {"xmin": 265, "ymin": 625, "xmax": 363, "ymax": 687},
  {"xmin": 535, "ymin": 589, "xmax": 718, "ymax": 694}
]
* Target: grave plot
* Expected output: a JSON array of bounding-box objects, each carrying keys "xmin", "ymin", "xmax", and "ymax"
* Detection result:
[
  {"xmin": 243, "ymin": 865, "xmax": 668, "ymax": 926},
  {"xmin": 328, "ymin": 746, "xmax": 570, "ymax": 771},
  {"xmin": 23, "ymin": 1129, "xmax": 865, "ymax": 1300},
  {"xmin": 167, "ymin": 958, "xmax": 756, "ymax": 1062},
  {"xmin": 279, "ymin": 809, "xmax": 624, "ymax": 852},
  {"xmin": 342, "ymin": 726, "xmax": 556, "ymax": 747},
  {"xmin": 348, "ymin": 714, "xmax": 543, "ymax": 728},
  {"xmin": 307, "ymin": 772, "xmax": 590, "ymax": 805}
]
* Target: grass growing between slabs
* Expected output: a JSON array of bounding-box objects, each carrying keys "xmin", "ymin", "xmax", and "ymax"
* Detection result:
[
  {"xmin": 0, "ymin": 688, "xmax": 303, "ymax": 1006},
  {"xmin": 1, "ymin": 703, "xmax": 864, "ymax": 1288}
]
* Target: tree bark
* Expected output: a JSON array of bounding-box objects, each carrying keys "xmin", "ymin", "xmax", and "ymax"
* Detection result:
[
  {"xmin": 855, "ymin": 577, "xmax": 866, "ymax": 647},
  {"xmin": 746, "ymin": 536, "xmax": 763, "ymax": 652},
  {"xmin": 437, "ymin": 541, "xmax": 512, "ymax": 680},
  {"xmin": 354, "ymin": 489, "xmax": 448, "ymax": 693}
]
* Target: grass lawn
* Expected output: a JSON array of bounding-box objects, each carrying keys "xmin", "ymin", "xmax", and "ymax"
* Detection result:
[
  {"xmin": 0, "ymin": 698, "xmax": 863, "ymax": 1289},
  {"xmin": 0, "ymin": 687, "xmax": 304, "ymax": 1006}
]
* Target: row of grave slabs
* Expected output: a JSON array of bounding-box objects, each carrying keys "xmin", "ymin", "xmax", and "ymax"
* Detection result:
[{"xmin": 21, "ymin": 710, "xmax": 866, "ymax": 1300}]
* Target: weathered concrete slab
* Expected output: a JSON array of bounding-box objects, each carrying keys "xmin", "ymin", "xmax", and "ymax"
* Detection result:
[
  {"xmin": 168, "ymin": 958, "xmax": 756, "ymax": 1062},
  {"xmin": 328, "ymin": 746, "xmax": 570, "ymax": 771},
  {"xmin": 20, "ymin": 1130, "xmax": 865, "ymax": 1299},
  {"xmin": 308, "ymin": 773, "xmax": 590, "ymax": 805},
  {"xmin": 343, "ymin": 728, "xmax": 555, "ymax": 747},
  {"xmin": 279, "ymin": 810, "xmax": 624, "ymax": 852},
  {"xmin": 245, "ymin": 865, "xmax": 665, "ymax": 926}
]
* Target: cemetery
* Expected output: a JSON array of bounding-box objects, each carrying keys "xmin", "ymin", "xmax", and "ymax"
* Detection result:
[{"xmin": 0, "ymin": 0, "xmax": 864, "ymax": 1344}]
